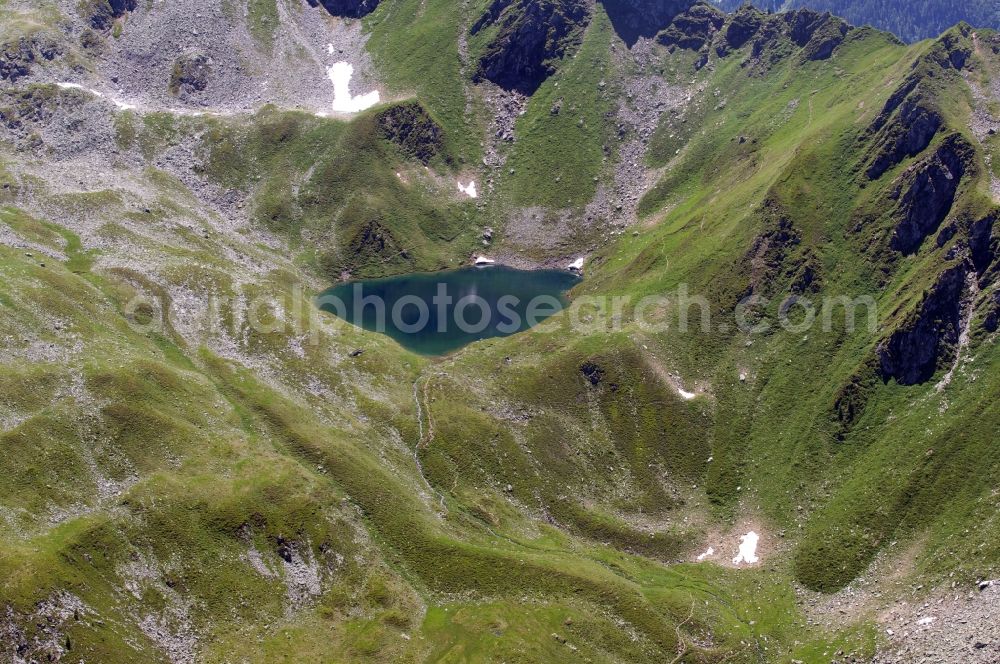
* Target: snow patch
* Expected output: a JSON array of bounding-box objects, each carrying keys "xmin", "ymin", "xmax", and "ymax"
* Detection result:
[
  {"xmin": 732, "ymin": 532, "xmax": 759, "ymax": 565},
  {"xmin": 327, "ymin": 62, "xmax": 380, "ymax": 113},
  {"xmin": 568, "ymin": 257, "xmax": 585, "ymax": 272},
  {"xmin": 473, "ymin": 255, "xmax": 496, "ymax": 266},
  {"xmin": 696, "ymin": 547, "xmax": 714, "ymax": 561},
  {"xmin": 57, "ymin": 82, "xmax": 97, "ymax": 95},
  {"xmin": 677, "ymin": 387, "xmax": 696, "ymax": 400},
  {"xmin": 458, "ymin": 180, "xmax": 478, "ymax": 198}
]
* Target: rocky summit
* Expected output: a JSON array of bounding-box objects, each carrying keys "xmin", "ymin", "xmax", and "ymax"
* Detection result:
[{"xmin": 0, "ymin": 0, "xmax": 999, "ymax": 662}]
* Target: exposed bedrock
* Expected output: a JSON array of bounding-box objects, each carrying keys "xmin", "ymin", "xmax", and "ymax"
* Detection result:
[
  {"xmin": 599, "ymin": 0, "xmax": 695, "ymax": 46},
  {"xmin": 80, "ymin": 0, "xmax": 138, "ymax": 31},
  {"xmin": 656, "ymin": 2, "xmax": 725, "ymax": 52},
  {"xmin": 888, "ymin": 134, "xmax": 974, "ymax": 256},
  {"xmin": 306, "ymin": 0, "xmax": 381, "ymax": 18},
  {"xmin": 878, "ymin": 263, "xmax": 969, "ymax": 385},
  {"xmin": 471, "ymin": 0, "xmax": 591, "ymax": 95}
]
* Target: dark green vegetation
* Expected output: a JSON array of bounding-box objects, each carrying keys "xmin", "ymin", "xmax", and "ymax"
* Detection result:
[
  {"xmin": 714, "ymin": 0, "xmax": 1000, "ymax": 44},
  {"xmin": 319, "ymin": 266, "xmax": 580, "ymax": 355},
  {"xmin": 1, "ymin": 0, "xmax": 999, "ymax": 661}
]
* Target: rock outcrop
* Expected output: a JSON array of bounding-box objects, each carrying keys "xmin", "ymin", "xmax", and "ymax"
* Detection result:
[
  {"xmin": 926, "ymin": 24, "xmax": 973, "ymax": 70},
  {"xmin": 984, "ymin": 290, "xmax": 1000, "ymax": 333},
  {"xmin": 969, "ymin": 211, "xmax": 998, "ymax": 277},
  {"xmin": 831, "ymin": 360, "xmax": 880, "ymax": 439},
  {"xmin": 332, "ymin": 219, "xmax": 409, "ymax": 277},
  {"xmin": 375, "ymin": 102, "xmax": 444, "ymax": 165},
  {"xmin": 888, "ymin": 133, "xmax": 974, "ymax": 255},
  {"xmin": 861, "ymin": 29, "xmax": 972, "ymax": 180},
  {"xmin": 79, "ymin": 0, "xmax": 137, "ymax": 31},
  {"xmin": 719, "ymin": 4, "xmax": 763, "ymax": 53},
  {"xmin": 169, "ymin": 52, "xmax": 211, "ymax": 96},
  {"xmin": 306, "ymin": 0, "xmax": 381, "ymax": 18},
  {"xmin": 864, "ymin": 94, "xmax": 942, "ymax": 180},
  {"xmin": 787, "ymin": 10, "xmax": 850, "ymax": 61},
  {"xmin": 716, "ymin": 7, "xmax": 849, "ymax": 64},
  {"xmin": 738, "ymin": 197, "xmax": 823, "ymax": 298},
  {"xmin": 656, "ymin": 2, "xmax": 725, "ymax": 52},
  {"xmin": 472, "ymin": 0, "xmax": 590, "ymax": 95},
  {"xmin": 599, "ymin": 0, "xmax": 695, "ymax": 47},
  {"xmin": 0, "ymin": 36, "xmax": 61, "ymax": 83},
  {"xmin": 878, "ymin": 263, "xmax": 968, "ymax": 385}
]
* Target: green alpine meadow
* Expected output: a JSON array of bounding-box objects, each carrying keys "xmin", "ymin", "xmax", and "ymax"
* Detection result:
[{"xmin": 0, "ymin": 0, "xmax": 998, "ymax": 661}]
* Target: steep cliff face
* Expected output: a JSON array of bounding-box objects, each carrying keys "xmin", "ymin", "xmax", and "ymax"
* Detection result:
[
  {"xmin": 864, "ymin": 95, "xmax": 943, "ymax": 180},
  {"xmin": 656, "ymin": 2, "xmax": 726, "ymax": 52},
  {"xmin": 306, "ymin": 0, "xmax": 381, "ymax": 18},
  {"xmin": 470, "ymin": 0, "xmax": 704, "ymax": 93},
  {"xmin": 471, "ymin": 0, "xmax": 591, "ymax": 95},
  {"xmin": 888, "ymin": 133, "xmax": 974, "ymax": 255},
  {"xmin": 969, "ymin": 211, "xmax": 998, "ymax": 277},
  {"xmin": 599, "ymin": 0, "xmax": 695, "ymax": 46},
  {"xmin": 879, "ymin": 263, "xmax": 969, "ymax": 385}
]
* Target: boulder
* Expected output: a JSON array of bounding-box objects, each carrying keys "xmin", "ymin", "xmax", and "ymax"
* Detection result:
[
  {"xmin": 0, "ymin": 39, "xmax": 36, "ymax": 83},
  {"xmin": 580, "ymin": 361, "xmax": 605, "ymax": 386}
]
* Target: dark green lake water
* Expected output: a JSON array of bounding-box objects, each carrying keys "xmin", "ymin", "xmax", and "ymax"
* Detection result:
[{"xmin": 317, "ymin": 266, "xmax": 581, "ymax": 355}]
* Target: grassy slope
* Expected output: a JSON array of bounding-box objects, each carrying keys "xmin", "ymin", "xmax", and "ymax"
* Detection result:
[
  {"xmin": 0, "ymin": 107, "xmax": 851, "ymax": 659},
  {"xmin": 565, "ymin": 25, "xmax": 1000, "ymax": 593},
  {"xmin": 501, "ymin": 8, "xmax": 619, "ymax": 209},
  {"xmin": 196, "ymin": 104, "xmax": 481, "ymax": 278},
  {"xmin": 0, "ymin": 208, "xmax": 859, "ymax": 662}
]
